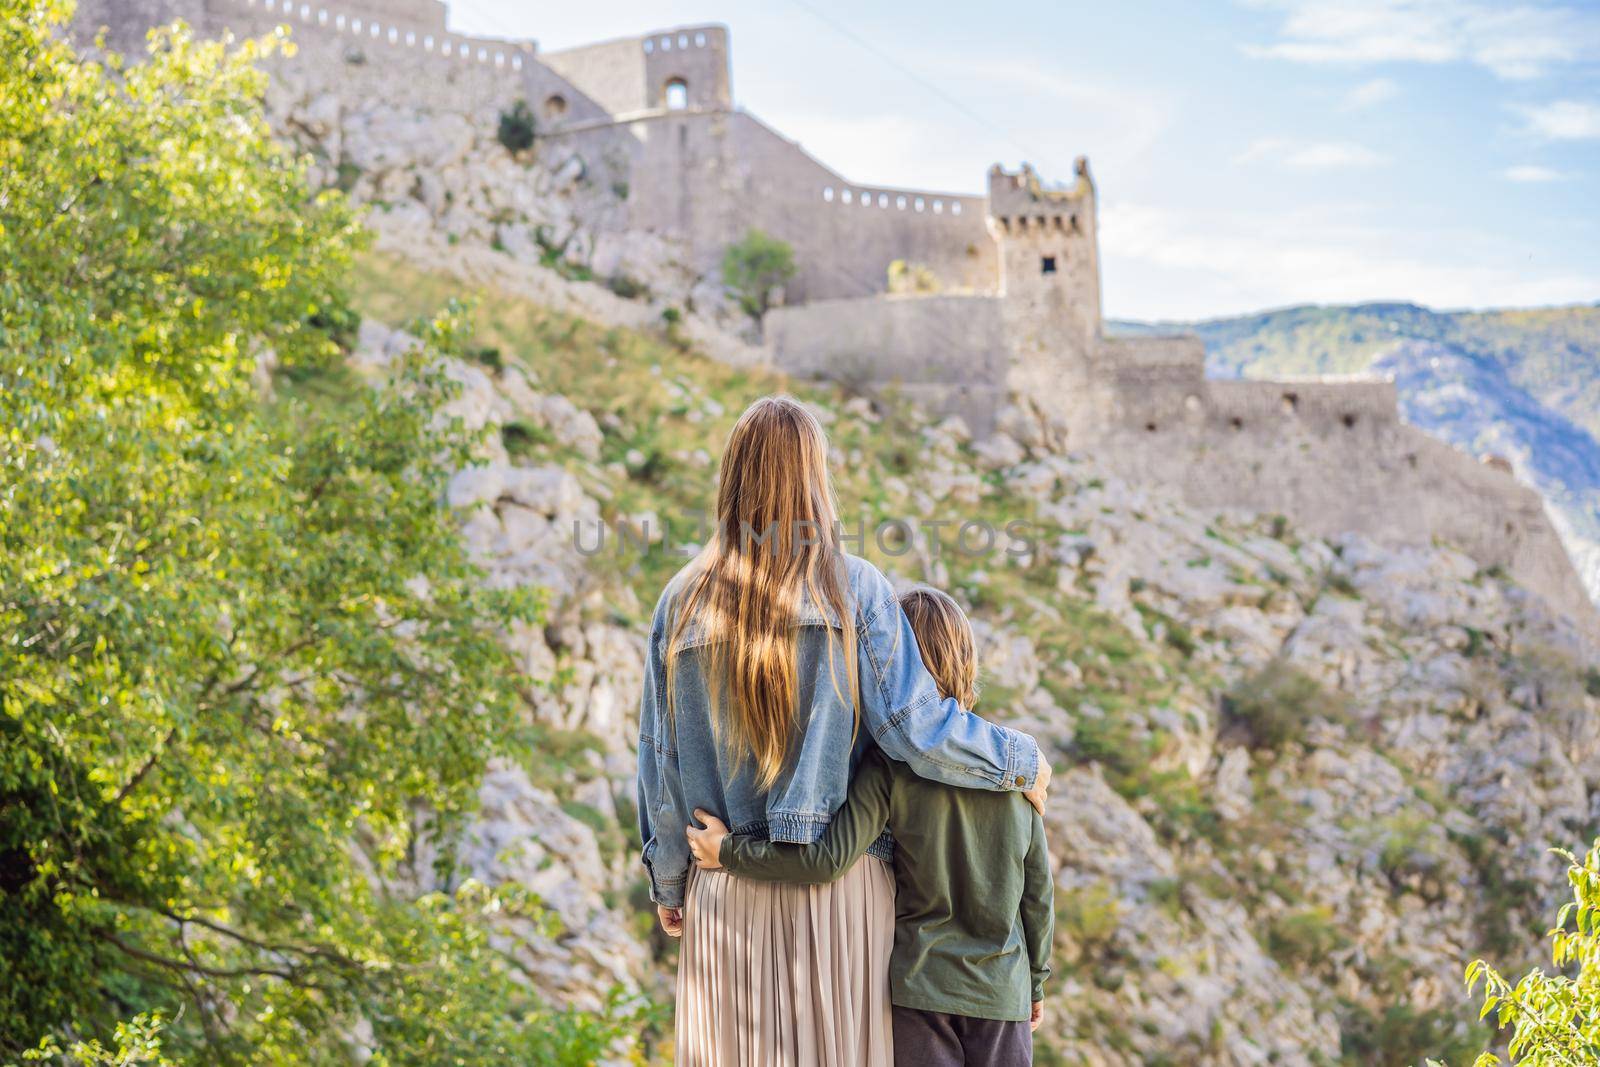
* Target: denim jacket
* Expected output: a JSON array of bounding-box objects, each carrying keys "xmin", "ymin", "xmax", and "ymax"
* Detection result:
[{"xmin": 636, "ymin": 552, "xmax": 1041, "ymax": 907}]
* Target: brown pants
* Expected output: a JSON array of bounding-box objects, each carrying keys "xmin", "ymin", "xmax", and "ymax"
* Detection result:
[{"xmin": 891, "ymin": 1006, "xmax": 1032, "ymax": 1067}]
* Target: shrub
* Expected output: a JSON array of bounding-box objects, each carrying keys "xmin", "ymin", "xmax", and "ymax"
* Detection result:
[
  {"xmin": 606, "ymin": 272, "xmax": 650, "ymax": 300},
  {"xmin": 502, "ymin": 418, "xmax": 555, "ymax": 460},
  {"xmin": 1220, "ymin": 657, "xmax": 1347, "ymax": 751},
  {"xmin": 1456, "ymin": 839, "xmax": 1600, "ymax": 1065},
  {"xmin": 887, "ymin": 258, "xmax": 940, "ymax": 294},
  {"xmin": 466, "ymin": 344, "xmax": 504, "ymax": 372},
  {"xmin": 497, "ymin": 98, "xmax": 537, "ymax": 153},
  {"xmin": 721, "ymin": 228, "xmax": 796, "ymax": 320},
  {"xmin": 1265, "ymin": 905, "xmax": 1346, "ymax": 968},
  {"xmin": 1055, "ymin": 882, "xmax": 1123, "ymax": 959}
]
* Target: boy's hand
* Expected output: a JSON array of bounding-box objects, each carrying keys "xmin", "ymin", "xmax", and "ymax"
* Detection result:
[
  {"xmin": 1030, "ymin": 1000, "xmax": 1044, "ymax": 1032},
  {"xmin": 1023, "ymin": 754, "xmax": 1052, "ymax": 815},
  {"xmin": 657, "ymin": 905, "xmax": 683, "ymax": 938},
  {"xmin": 685, "ymin": 809, "xmax": 729, "ymax": 869}
]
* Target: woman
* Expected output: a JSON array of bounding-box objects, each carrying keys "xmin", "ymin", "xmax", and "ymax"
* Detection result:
[{"xmin": 636, "ymin": 395, "xmax": 1049, "ymax": 1065}]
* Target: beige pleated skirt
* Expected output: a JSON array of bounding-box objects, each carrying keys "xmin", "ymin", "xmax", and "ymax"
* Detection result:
[{"xmin": 676, "ymin": 855, "xmax": 896, "ymax": 1066}]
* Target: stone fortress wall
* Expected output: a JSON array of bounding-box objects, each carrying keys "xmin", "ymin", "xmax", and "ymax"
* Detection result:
[{"xmin": 77, "ymin": 0, "xmax": 1595, "ymax": 631}]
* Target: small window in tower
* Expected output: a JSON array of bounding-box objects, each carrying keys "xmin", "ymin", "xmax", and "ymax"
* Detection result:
[
  {"xmin": 664, "ymin": 78, "xmax": 689, "ymax": 110},
  {"xmin": 545, "ymin": 95, "xmax": 568, "ymax": 120},
  {"xmin": 1041, "ymin": 256, "xmax": 1058, "ymax": 275}
]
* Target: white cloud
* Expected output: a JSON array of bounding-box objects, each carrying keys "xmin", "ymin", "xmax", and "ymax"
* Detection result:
[
  {"xmin": 1099, "ymin": 199, "xmax": 1600, "ymax": 320},
  {"xmin": 1242, "ymin": 0, "xmax": 1599, "ymax": 81},
  {"xmin": 1342, "ymin": 76, "xmax": 1399, "ymax": 109},
  {"xmin": 1514, "ymin": 100, "xmax": 1600, "ymax": 140},
  {"xmin": 1502, "ymin": 164, "xmax": 1567, "ymax": 182},
  {"xmin": 1236, "ymin": 137, "xmax": 1388, "ymax": 170}
]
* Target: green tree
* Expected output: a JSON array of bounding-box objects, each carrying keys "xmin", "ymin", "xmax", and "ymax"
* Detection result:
[
  {"xmin": 1456, "ymin": 840, "xmax": 1600, "ymax": 1065},
  {"xmin": 497, "ymin": 98, "xmax": 537, "ymax": 153},
  {"xmin": 0, "ymin": 3, "xmax": 645, "ymax": 1061},
  {"xmin": 720, "ymin": 228, "xmax": 796, "ymax": 320}
]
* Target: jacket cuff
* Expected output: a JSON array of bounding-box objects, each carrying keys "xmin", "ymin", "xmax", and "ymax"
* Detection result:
[
  {"xmin": 649, "ymin": 872, "xmax": 687, "ymax": 908},
  {"xmin": 718, "ymin": 835, "xmax": 737, "ymax": 871},
  {"xmin": 1005, "ymin": 731, "xmax": 1040, "ymax": 791}
]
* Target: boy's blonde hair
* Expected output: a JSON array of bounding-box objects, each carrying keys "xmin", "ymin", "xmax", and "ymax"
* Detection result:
[{"xmin": 899, "ymin": 586, "xmax": 979, "ymax": 708}]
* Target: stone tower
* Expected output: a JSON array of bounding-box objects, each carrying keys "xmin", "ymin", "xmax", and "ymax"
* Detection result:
[{"xmin": 987, "ymin": 159, "xmax": 1105, "ymax": 441}]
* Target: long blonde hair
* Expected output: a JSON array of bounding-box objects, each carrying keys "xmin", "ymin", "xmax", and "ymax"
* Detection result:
[
  {"xmin": 898, "ymin": 587, "xmax": 979, "ymax": 708},
  {"xmin": 665, "ymin": 396, "xmax": 859, "ymax": 790}
]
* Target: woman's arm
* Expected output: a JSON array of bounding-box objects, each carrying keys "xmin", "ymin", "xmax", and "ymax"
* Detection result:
[
  {"xmin": 854, "ymin": 566, "xmax": 1048, "ymax": 804},
  {"xmin": 637, "ymin": 596, "xmax": 691, "ymax": 912},
  {"xmin": 685, "ymin": 751, "xmax": 894, "ymax": 884}
]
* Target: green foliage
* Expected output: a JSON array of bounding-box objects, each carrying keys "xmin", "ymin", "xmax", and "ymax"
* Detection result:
[
  {"xmin": 887, "ymin": 259, "xmax": 940, "ymax": 294},
  {"xmin": 721, "ymin": 228, "xmax": 796, "ymax": 320},
  {"xmin": 0, "ymin": 5, "xmax": 646, "ymax": 1060},
  {"xmin": 503, "ymin": 417, "xmax": 557, "ymax": 460},
  {"xmin": 1459, "ymin": 840, "xmax": 1600, "ymax": 1066},
  {"xmin": 496, "ymin": 98, "xmax": 537, "ymax": 153},
  {"xmin": 19, "ymin": 1012, "xmax": 175, "ymax": 1065},
  {"xmin": 466, "ymin": 344, "xmax": 505, "ymax": 372},
  {"xmin": 1220, "ymin": 657, "xmax": 1347, "ymax": 751},
  {"xmin": 1055, "ymin": 882, "xmax": 1123, "ymax": 960},
  {"xmin": 1265, "ymin": 906, "xmax": 1347, "ymax": 969},
  {"xmin": 1344, "ymin": 1003, "xmax": 1482, "ymax": 1067},
  {"xmin": 606, "ymin": 272, "xmax": 650, "ymax": 300}
]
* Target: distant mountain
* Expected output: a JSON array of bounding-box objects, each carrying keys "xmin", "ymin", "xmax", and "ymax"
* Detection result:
[{"xmin": 1110, "ymin": 303, "xmax": 1600, "ymax": 604}]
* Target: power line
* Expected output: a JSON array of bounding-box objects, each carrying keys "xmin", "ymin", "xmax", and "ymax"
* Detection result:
[{"xmin": 780, "ymin": 0, "xmax": 1060, "ymax": 174}]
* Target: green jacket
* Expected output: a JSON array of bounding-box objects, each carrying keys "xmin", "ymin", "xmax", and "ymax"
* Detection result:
[{"xmin": 718, "ymin": 748, "xmax": 1053, "ymax": 1021}]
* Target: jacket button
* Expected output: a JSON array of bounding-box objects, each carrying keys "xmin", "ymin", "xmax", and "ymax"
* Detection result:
[{"xmin": 1015, "ymin": 775, "xmax": 1026, "ymax": 786}]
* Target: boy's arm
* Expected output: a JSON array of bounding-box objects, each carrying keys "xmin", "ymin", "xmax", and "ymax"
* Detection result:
[
  {"xmin": 720, "ymin": 752, "xmax": 893, "ymax": 885},
  {"xmin": 1020, "ymin": 809, "xmax": 1055, "ymax": 1003}
]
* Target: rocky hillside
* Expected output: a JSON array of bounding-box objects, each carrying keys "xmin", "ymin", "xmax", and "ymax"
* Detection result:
[
  {"xmin": 1112, "ymin": 304, "xmax": 1600, "ymax": 604},
  {"xmin": 264, "ymin": 61, "xmax": 1600, "ymax": 1064},
  {"xmin": 320, "ymin": 250, "xmax": 1598, "ymax": 1066}
]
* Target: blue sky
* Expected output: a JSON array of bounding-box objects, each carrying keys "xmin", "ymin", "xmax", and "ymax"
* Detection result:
[{"xmin": 449, "ymin": 1, "xmax": 1600, "ymax": 321}]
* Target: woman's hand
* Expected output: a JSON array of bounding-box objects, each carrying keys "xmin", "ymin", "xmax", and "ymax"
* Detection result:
[
  {"xmin": 1023, "ymin": 754, "xmax": 1053, "ymax": 815},
  {"xmin": 657, "ymin": 904, "xmax": 684, "ymax": 938},
  {"xmin": 685, "ymin": 809, "xmax": 730, "ymax": 869}
]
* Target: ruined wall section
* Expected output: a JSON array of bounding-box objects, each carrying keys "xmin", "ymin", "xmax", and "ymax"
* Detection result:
[
  {"xmin": 74, "ymin": 0, "xmax": 548, "ymax": 114},
  {"xmin": 1088, "ymin": 375, "xmax": 1592, "ymax": 626},
  {"xmin": 766, "ymin": 295, "xmax": 1009, "ymax": 429},
  {"xmin": 539, "ymin": 109, "xmax": 995, "ymax": 303}
]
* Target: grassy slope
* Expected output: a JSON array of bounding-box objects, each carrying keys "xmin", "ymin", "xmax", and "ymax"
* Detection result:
[{"xmin": 350, "ymin": 251, "xmax": 1197, "ymax": 730}]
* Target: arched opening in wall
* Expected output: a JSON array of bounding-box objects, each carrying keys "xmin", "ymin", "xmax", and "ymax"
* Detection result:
[
  {"xmin": 1229, "ymin": 417, "xmax": 1244, "ymax": 431},
  {"xmin": 1281, "ymin": 392, "xmax": 1299, "ymax": 414},
  {"xmin": 664, "ymin": 78, "xmax": 689, "ymax": 110},
  {"xmin": 1341, "ymin": 413, "xmax": 1358, "ymax": 429},
  {"xmin": 1040, "ymin": 256, "xmax": 1058, "ymax": 275},
  {"xmin": 544, "ymin": 95, "xmax": 568, "ymax": 121},
  {"xmin": 1145, "ymin": 422, "xmax": 1158, "ymax": 433}
]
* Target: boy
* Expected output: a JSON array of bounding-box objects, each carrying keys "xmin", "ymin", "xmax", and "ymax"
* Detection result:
[{"xmin": 685, "ymin": 586, "xmax": 1053, "ymax": 1066}]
